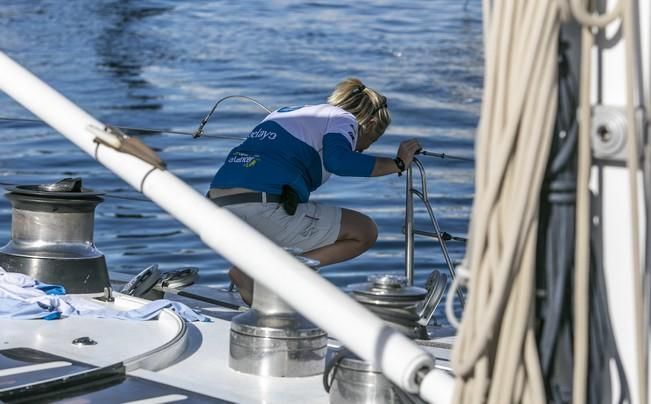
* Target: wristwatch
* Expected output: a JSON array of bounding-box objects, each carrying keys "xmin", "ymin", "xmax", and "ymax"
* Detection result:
[{"xmin": 394, "ymin": 156, "xmax": 406, "ymax": 176}]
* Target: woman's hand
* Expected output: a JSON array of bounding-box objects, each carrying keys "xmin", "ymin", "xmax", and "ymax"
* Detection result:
[
  {"xmin": 397, "ymin": 139, "xmax": 422, "ymax": 167},
  {"xmin": 369, "ymin": 138, "xmax": 423, "ymax": 177}
]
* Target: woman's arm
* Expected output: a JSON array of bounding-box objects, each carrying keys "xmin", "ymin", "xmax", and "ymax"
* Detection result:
[
  {"xmin": 322, "ymin": 133, "xmax": 376, "ymax": 176},
  {"xmin": 369, "ymin": 139, "xmax": 422, "ymax": 177},
  {"xmin": 370, "ymin": 156, "xmax": 403, "ymax": 177},
  {"xmin": 323, "ymin": 134, "xmax": 422, "ymax": 178}
]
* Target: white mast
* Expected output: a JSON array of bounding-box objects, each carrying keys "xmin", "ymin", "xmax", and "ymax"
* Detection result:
[{"xmin": 592, "ymin": 0, "xmax": 649, "ymax": 402}]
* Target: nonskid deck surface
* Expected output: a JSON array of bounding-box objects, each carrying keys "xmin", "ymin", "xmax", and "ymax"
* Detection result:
[{"xmin": 0, "ymin": 274, "xmax": 454, "ymax": 403}]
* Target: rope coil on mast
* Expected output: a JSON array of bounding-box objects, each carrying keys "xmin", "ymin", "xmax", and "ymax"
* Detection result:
[
  {"xmin": 450, "ymin": 0, "xmax": 646, "ymax": 403},
  {"xmin": 450, "ymin": 0, "xmax": 585, "ymax": 403}
]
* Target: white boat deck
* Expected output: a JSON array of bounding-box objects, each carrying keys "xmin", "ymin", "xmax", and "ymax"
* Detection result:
[
  {"xmin": 1, "ymin": 296, "xmax": 184, "ymax": 368},
  {"xmin": 134, "ymin": 310, "xmax": 331, "ymax": 403},
  {"xmin": 0, "ymin": 290, "xmax": 454, "ymax": 403}
]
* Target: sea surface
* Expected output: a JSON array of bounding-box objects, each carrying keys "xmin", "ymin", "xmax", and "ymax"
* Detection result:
[{"xmin": 0, "ymin": 0, "xmax": 482, "ymax": 314}]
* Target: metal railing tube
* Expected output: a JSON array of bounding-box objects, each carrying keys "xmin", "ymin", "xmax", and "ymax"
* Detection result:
[
  {"xmin": 407, "ymin": 159, "xmax": 465, "ymax": 308},
  {"xmin": 412, "ymin": 188, "xmax": 465, "ymax": 308},
  {"xmin": 405, "ymin": 165, "xmax": 415, "ymax": 286}
]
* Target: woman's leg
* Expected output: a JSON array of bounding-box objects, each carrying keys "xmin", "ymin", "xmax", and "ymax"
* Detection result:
[
  {"xmin": 228, "ymin": 208, "xmax": 377, "ymax": 305},
  {"xmin": 302, "ymin": 208, "xmax": 378, "ymax": 266},
  {"xmin": 229, "ymin": 266, "xmax": 253, "ymax": 306}
]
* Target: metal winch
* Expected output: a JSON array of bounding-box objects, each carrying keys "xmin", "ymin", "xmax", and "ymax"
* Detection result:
[
  {"xmin": 0, "ymin": 178, "xmax": 109, "ymax": 293},
  {"xmin": 229, "ymin": 255, "xmax": 328, "ymax": 377},
  {"xmin": 326, "ymin": 351, "xmax": 401, "ymax": 404},
  {"xmin": 327, "ymin": 272, "xmax": 447, "ymax": 404},
  {"xmin": 348, "ymin": 273, "xmax": 446, "ymax": 339}
]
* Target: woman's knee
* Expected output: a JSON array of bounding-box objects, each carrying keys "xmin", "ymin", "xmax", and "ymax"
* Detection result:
[
  {"xmin": 340, "ymin": 208, "xmax": 378, "ymax": 249},
  {"xmin": 229, "ymin": 266, "xmax": 252, "ymax": 288},
  {"xmin": 364, "ymin": 221, "xmax": 379, "ymax": 249}
]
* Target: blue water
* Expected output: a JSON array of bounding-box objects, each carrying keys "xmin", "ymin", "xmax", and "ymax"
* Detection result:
[{"xmin": 0, "ymin": 1, "xmax": 482, "ymax": 301}]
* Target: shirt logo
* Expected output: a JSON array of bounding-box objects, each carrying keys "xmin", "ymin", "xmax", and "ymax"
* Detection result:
[
  {"xmin": 228, "ymin": 152, "xmax": 259, "ymax": 168},
  {"xmin": 277, "ymin": 106, "xmax": 304, "ymax": 113},
  {"xmin": 249, "ymin": 128, "xmax": 277, "ymax": 140}
]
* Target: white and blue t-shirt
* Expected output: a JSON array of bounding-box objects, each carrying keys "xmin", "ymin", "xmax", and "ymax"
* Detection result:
[{"xmin": 210, "ymin": 104, "xmax": 376, "ymax": 202}]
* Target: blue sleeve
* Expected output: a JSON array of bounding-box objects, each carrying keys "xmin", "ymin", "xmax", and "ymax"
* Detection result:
[{"xmin": 322, "ymin": 133, "xmax": 376, "ymax": 177}]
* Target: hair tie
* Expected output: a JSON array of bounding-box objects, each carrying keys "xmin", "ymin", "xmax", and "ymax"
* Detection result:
[{"xmin": 352, "ymin": 84, "xmax": 366, "ymax": 94}]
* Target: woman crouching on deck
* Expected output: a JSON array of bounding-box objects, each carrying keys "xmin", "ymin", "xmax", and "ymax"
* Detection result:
[{"xmin": 208, "ymin": 78, "xmax": 422, "ymax": 305}]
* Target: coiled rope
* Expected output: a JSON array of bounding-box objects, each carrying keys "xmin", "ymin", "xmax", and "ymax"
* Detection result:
[
  {"xmin": 449, "ymin": 0, "xmax": 647, "ymax": 403},
  {"xmin": 451, "ymin": 0, "xmax": 563, "ymax": 400}
]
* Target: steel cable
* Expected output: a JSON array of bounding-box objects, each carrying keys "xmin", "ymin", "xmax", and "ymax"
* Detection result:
[
  {"xmin": 0, "ymin": 116, "xmax": 474, "ymax": 163},
  {"xmin": 0, "ymin": 115, "xmax": 247, "ymax": 141}
]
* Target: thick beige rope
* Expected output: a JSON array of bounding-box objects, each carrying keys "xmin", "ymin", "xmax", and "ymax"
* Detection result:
[
  {"xmin": 450, "ymin": 1, "xmax": 561, "ymax": 403},
  {"xmin": 573, "ymin": 20, "xmax": 593, "ymax": 404},
  {"xmin": 621, "ymin": 0, "xmax": 647, "ymax": 402},
  {"xmin": 450, "ymin": 0, "xmax": 647, "ymax": 403}
]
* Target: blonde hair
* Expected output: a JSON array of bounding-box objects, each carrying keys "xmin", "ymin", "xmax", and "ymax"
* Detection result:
[{"xmin": 327, "ymin": 78, "xmax": 391, "ymax": 137}]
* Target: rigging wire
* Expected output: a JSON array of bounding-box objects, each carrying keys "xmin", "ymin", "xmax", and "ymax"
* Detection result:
[
  {"xmin": 0, "ymin": 115, "xmax": 473, "ymax": 163},
  {"xmin": 192, "ymin": 95, "xmax": 272, "ymax": 138},
  {"xmin": 419, "ymin": 150, "xmax": 474, "ymax": 162},
  {"xmin": 0, "ymin": 115, "xmax": 246, "ymax": 141},
  {"xmin": 1, "ymin": 94, "xmax": 273, "ymax": 141}
]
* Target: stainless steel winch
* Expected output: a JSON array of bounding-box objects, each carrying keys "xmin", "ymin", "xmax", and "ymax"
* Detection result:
[
  {"xmin": 326, "ymin": 351, "xmax": 401, "ymax": 404},
  {"xmin": 348, "ymin": 274, "xmax": 432, "ymax": 339},
  {"xmin": 229, "ymin": 255, "xmax": 328, "ymax": 377},
  {"xmin": 0, "ymin": 178, "xmax": 110, "ymax": 293},
  {"xmin": 327, "ymin": 272, "xmax": 447, "ymax": 404}
]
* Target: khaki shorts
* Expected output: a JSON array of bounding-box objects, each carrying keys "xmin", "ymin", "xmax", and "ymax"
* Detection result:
[{"xmin": 224, "ymin": 201, "xmax": 342, "ymax": 252}]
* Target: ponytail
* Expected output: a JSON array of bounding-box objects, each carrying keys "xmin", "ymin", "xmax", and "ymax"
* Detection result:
[{"xmin": 328, "ymin": 78, "xmax": 391, "ymax": 136}]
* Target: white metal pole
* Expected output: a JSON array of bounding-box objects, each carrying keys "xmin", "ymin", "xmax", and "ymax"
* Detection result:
[
  {"xmin": 594, "ymin": 0, "xmax": 649, "ymax": 403},
  {"xmin": 641, "ymin": 1, "xmax": 651, "ymax": 401},
  {"xmin": 0, "ymin": 51, "xmax": 452, "ymax": 403}
]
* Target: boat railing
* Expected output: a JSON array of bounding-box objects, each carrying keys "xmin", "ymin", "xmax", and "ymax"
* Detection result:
[{"xmin": 404, "ymin": 157, "xmax": 466, "ymax": 307}]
